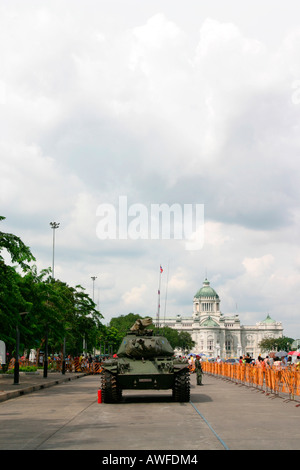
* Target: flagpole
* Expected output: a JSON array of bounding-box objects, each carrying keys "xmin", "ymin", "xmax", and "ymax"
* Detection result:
[
  {"xmin": 156, "ymin": 265, "xmax": 163, "ymax": 330},
  {"xmin": 163, "ymin": 261, "xmax": 169, "ymax": 325}
]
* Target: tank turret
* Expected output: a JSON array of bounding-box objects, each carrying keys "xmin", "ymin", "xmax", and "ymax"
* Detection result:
[{"xmin": 117, "ymin": 318, "xmax": 174, "ymax": 359}]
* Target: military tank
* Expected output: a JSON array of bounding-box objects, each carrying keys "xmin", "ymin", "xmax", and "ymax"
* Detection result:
[{"xmin": 101, "ymin": 318, "xmax": 190, "ymax": 403}]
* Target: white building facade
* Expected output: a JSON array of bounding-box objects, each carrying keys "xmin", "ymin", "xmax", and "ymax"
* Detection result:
[{"xmin": 158, "ymin": 278, "xmax": 283, "ymax": 358}]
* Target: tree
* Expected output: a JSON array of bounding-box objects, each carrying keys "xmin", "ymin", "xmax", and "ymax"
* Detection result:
[
  {"xmin": 109, "ymin": 313, "xmax": 195, "ymax": 352},
  {"xmin": 153, "ymin": 326, "xmax": 195, "ymax": 351},
  {"xmin": 19, "ymin": 268, "xmax": 104, "ymax": 357},
  {"xmin": 17, "ymin": 267, "xmax": 68, "ymax": 360},
  {"xmin": 0, "ymin": 216, "xmax": 35, "ymax": 270},
  {"xmin": 177, "ymin": 331, "xmax": 196, "ymax": 351},
  {"xmin": 0, "ymin": 263, "xmax": 30, "ymax": 355},
  {"xmin": 98, "ymin": 326, "xmax": 124, "ymax": 355},
  {"xmin": 71, "ymin": 284, "xmax": 103, "ymax": 355},
  {"xmin": 259, "ymin": 336, "xmax": 294, "ymax": 353},
  {"xmin": 0, "ymin": 217, "xmax": 106, "ymax": 360},
  {"xmin": 109, "ymin": 313, "xmax": 142, "ymax": 337},
  {"xmin": 0, "ymin": 217, "xmax": 36, "ymax": 357}
]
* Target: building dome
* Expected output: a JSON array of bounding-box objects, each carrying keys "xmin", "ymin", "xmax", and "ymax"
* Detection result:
[
  {"xmin": 260, "ymin": 314, "xmax": 276, "ymax": 324},
  {"xmin": 194, "ymin": 279, "xmax": 219, "ymax": 299}
]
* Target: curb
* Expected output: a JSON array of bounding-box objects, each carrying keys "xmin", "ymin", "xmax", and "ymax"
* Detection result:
[{"xmin": 0, "ymin": 374, "xmax": 87, "ymax": 403}]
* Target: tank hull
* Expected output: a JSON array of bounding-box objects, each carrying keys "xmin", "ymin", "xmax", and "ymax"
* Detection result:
[
  {"xmin": 118, "ymin": 373, "xmax": 174, "ymax": 390},
  {"xmin": 101, "ymin": 357, "xmax": 190, "ymax": 402}
]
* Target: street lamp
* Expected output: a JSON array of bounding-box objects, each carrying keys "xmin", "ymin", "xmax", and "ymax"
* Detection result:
[
  {"xmin": 62, "ymin": 327, "xmax": 70, "ymax": 376},
  {"xmin": 14, "ymin": 312, "xmax": 28, "ymax": 385},
  {"xmin": 50, "ymin": 222, "xmax": 60, "ymax": 279},
  {"xmin": 91, "ymin": 276, "xmax": 97, "ymax": 302},
  {"xmin": 62, "ymin": 336, "xmax": 66, "ymax": 375},
  {"xmin": 43, "ymin": 326, "xmax": 48, "ymax": 378}
]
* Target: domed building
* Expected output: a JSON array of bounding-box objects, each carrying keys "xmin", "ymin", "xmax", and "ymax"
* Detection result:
[{"xmin": 158, "ymin": 278, "xmax": 283, "ymax": 358}]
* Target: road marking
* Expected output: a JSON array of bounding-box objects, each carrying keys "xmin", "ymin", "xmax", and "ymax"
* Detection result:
[{"xmin": 190, "ymin": 401, "xmax": 230, "ymax": 450}]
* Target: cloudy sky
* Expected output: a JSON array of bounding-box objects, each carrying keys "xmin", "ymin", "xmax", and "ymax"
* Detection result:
[{"xmin": 1, "ymin": 0, "xmax": 300, "ymax": 338}]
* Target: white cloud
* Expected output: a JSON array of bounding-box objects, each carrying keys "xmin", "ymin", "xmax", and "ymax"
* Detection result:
[
  {"xmin": 122, "ymin": 284, "xmax": 148, "ymax": 309},
  {"xmin": 0, "ymin": 142, "xmax": 83, "ymax": 217},
  {"xmin": 242, "ymin": 255, "xmax": 275, "ymax": 276},
  {"xmin": 168, "ymin": 268, "xmax": 188, "ymax": 292},
  {"xmin": 1, "ymin": 2, "xmax": 300, "ymax": 337}
]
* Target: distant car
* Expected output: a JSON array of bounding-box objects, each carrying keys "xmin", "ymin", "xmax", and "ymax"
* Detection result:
[{"xmin": 225, "ymin": 358, "xmax": 239, "ymax": 364}]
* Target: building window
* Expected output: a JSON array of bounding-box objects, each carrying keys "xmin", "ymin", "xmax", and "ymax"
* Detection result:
[
  {"xmin": 208, "ymin": 339, "xmax": 214, "ymax": 351},
  {"xmin": 225, "ymin": 340, "xmax": 231, "ymax": 351},
  {"xmin": 247, "ymin": 335, "xmax": 254, "ymax": 346}
]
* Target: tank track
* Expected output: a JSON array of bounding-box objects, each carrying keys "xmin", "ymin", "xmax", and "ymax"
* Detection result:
[
  {"xmin": 101, "ymin": 371, "xmax": 122, "ymax": 403},
  {"xmin": 172, "ymin": 369, "xmax": 190, "ymax": 402}
]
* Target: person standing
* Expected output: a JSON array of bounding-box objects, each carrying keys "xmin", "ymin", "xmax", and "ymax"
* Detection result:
[{"xmin": 195, "ymin": 355, "xmax": 203, "ymax": 385}]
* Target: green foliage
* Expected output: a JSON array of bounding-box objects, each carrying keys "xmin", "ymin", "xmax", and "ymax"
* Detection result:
[
  {"xmin": 109, "ymin": 313, "xmax": 195, "ymax": 352},
  {"xmin": 258, "ymin": 336, "xmax": 294, "ymax": 353},
  {"xmin": 153, "ymin": 326, "xmax": 195, "ymax": 351},
  {"xmin": 19, "ymin": 366, "xmax": 37, "ymax": 372},
  {"xmin": 98, "ymin": 325, "xmax": 124, "ymax": 353},
  {"xmin": 0, "ymin": 216, "xmax": 36, "ymax": 270},
  {"xmin": 17, "ymin": 267, "xmax": 104, "ymax": 356},
  {"xmin": 109, "ymin": 313, "xmax": 142, "ymax": 337}
]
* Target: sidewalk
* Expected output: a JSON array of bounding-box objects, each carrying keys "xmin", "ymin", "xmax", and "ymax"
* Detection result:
[{"xmin": 0, "ymin": 371, "xmax": 86, "ymax": 402}]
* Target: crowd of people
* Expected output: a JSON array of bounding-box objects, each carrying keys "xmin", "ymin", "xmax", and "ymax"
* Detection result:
[
  {"xmin": 217, "ymin": 353, "xmax": 300, "ymax": 369},
  {"xmin": 186, "ymin": 352, "xmax": 300, "ymax": 370},
  {"xmin": 237, "ymin": 353, "xmax": 300, "ymax": 369},
  {"xmin": 16, "ymin": 353, "xmax": 111, "ymax": 372},
  {"xmin": 186, "ymin": 352, "xmax": 300, "ymax": 391}
]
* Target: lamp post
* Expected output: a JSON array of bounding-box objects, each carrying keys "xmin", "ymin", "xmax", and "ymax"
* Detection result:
[
  {"xmin": 13, "ymin": 325, "xmax": 20, "ymax": 385},
  {"xmin": 91, "ymin": 276, "xmax": 97, "ymax": 302},
  {"xmin": 14, "ymin": 312, "xmax": 28, "ymax": 385},
  {"xmin": 43, "ymin": 326, "xmax": 49, "ymax": 378},
  {"xmin": 50, "ymin": 222, "xmax": 60, "ymax": 279},
  {"xmin": 62, "ymin": 336, "xmax": 66, "ymax": 375}
]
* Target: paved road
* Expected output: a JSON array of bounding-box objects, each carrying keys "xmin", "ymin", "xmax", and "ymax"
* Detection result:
[{"xmin": 0, "ymin": 372, "xmax": 300, "ymax": 451}]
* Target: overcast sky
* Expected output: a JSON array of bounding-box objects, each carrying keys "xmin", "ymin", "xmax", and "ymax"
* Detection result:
[{"xmin": 1, "ymin": 0, "xmax": 300, "ymax": 338}]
